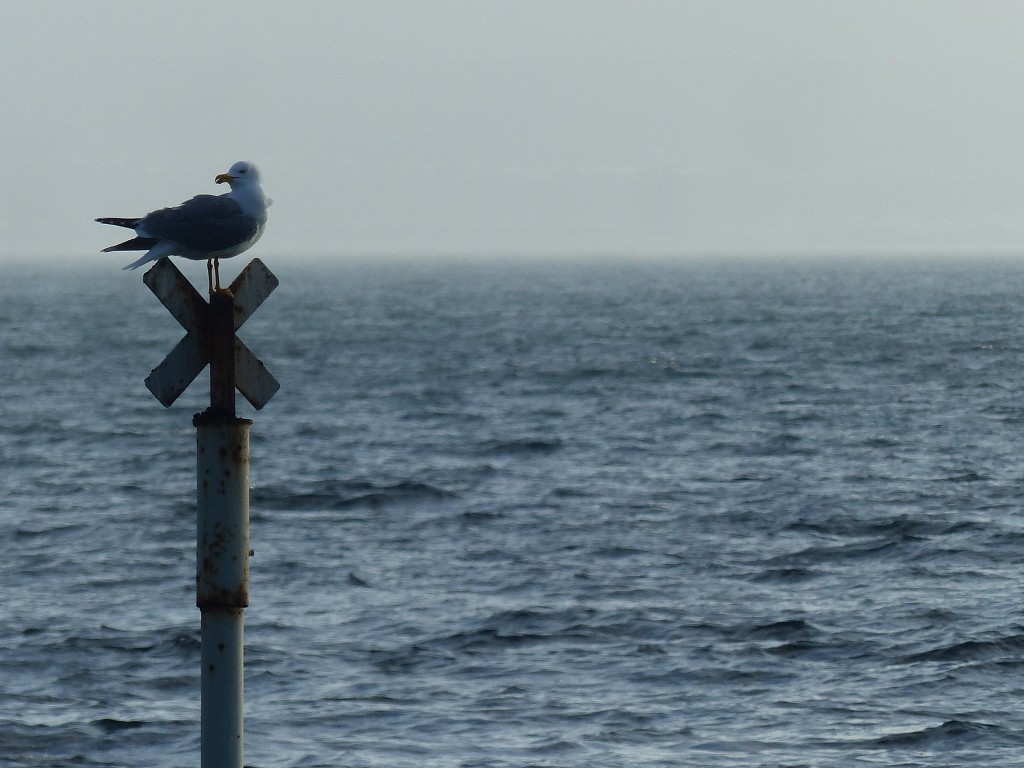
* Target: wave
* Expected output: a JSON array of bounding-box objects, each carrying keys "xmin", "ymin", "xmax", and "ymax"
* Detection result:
[
  {"xmin": 476, "ymin": 438, "xmax": 563, "ymax": 455},
  {"xmin": 866, "ymin": 719, "xmax": 1019, "ymax": 748},
  {"xmin": 899, "ymin": 632, "xmax": 1024, "ymax": 663},
  {"xmin": 369, "ymin": 607, "xmax": 600, "ymax": 673},
  {"xmin": 253, "ymin": 479, "xmax": 454, "ymax": 511}
]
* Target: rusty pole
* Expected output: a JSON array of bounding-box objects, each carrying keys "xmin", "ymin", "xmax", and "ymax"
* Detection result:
[
  {"xmin": 143, "ymin": 258, "xmax": 279, "ymax": 768},
  {"xmin": 208, "ymin": 291, "xmax": 236, "ymax": 419},
  {"xmin": 194, "ymin": 289, "xmax": 250, "ymax": 768}
]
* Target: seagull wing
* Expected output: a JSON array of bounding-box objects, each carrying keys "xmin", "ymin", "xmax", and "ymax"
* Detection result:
[{"xmin": 139, "ymin": 194, "xmax": 261, "ymax": 253}]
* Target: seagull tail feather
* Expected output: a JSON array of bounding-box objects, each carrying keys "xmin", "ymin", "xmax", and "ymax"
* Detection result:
[
  {"xmin": 121, "ymin": 240, "xmax": 177, "ymax": 270},
  {"xmin": 96, "ymin": 217, "xmax": 141, "ymax": 229},
  {"xmin": 122, "ymin": 252, "xmax": 161, "ymax": 270},
  {"xmin": 103, "ymin": 237, "xmax": 160, "ymax": 253}
]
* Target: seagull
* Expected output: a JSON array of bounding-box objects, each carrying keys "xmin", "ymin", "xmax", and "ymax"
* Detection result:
[{"xmin": 97, "ymin": 161, "xmax": 270, "ymax": 294}]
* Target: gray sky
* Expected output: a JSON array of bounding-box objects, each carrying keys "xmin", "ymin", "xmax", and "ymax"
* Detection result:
[{"xmin": 4, "ymin": 0, "xmax": 1024, "ymax": 261}]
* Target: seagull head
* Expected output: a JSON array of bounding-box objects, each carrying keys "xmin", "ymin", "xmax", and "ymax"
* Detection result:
[{"xmin": 215, "ymin": 161, "xmax": 261, "ymax": 187}]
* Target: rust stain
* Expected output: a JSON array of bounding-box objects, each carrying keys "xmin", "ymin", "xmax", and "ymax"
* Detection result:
[{"xmin": 197, "ymin": 583, "xmax": 250, "ymax": 609}]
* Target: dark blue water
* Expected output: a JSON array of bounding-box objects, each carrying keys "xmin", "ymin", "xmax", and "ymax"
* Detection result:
[{"xmin": 3, "ymin": 255, "xmax": 1024, "ymax": 767}]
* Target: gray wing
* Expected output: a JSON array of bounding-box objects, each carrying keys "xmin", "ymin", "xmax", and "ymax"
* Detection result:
[{"xmin": 140, "ymin": 194, "xmax": 260, "ymax": 252}]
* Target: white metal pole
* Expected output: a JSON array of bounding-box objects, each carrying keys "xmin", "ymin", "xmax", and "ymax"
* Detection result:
[
  {"xmin": 143, "ymin": 260, "xmax": 279, "ymax": 768},
  {"xmin": 195, "ymin": 416, "xmax": 251, "ymax": 768}
]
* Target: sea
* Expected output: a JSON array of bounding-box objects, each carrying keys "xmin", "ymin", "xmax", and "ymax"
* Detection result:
[{"xmin": 3, "ymin": 254, "xmax": 1024, "ymax": 768}]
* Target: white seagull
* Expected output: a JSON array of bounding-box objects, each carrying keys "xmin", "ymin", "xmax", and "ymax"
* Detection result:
[{"xmin": 97, "ymin": 161, "xmax": 270, "ymax": 293}]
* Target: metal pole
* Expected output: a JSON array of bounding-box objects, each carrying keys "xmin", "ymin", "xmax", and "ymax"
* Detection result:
[
  {"xmin": 208, "ymin": 290, "xmax": 236, "ymax": 419},
  {"xmin": 195, "ymin": 414, "xmax": 251, "ymax": 768},
  {"xmin": 197, "ymin": 288, "xmax": 248, "ymax": 768},
  {"xmin": 143, "ymin": 259, "xmax": 279, "ymax": 768}
]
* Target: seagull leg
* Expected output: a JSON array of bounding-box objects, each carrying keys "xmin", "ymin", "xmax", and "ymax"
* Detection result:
[
  {"xmin": 207, "ymin": 259, "xmax": 214, "ymax": 295},
  {"xmin": 214, "ymin": 258, "xmax": 222, "ymax": 293}
]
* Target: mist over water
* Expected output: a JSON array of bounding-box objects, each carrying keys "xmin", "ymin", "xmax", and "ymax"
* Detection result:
[{"xmin": 3, "ymin": 256, "xmax": 1024, "ymax": 767}]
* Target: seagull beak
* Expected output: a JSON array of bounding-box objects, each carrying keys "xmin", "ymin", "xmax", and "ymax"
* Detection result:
[{"xmin": 215, "ymin": 173, "xmax": 236, "ymax": 184}]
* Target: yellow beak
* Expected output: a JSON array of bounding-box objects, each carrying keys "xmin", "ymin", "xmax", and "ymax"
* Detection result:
[{"xmin": 215, "ymin": 173, "xmax": 236, "ymax": 184}]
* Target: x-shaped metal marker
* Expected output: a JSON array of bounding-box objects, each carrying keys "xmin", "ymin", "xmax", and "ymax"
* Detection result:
[{"xmin": 143, "ymin": 258, "xmax": 280, "ymax": 410}]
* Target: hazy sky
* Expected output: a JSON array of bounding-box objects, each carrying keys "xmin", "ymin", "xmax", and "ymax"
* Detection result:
[{"xmin": 5, "ymin": 0, "xmax": 1024, "ymax": 261}]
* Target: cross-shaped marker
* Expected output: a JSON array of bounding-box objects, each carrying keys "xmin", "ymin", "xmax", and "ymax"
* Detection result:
[{"xmin": 143, "ymin": 258, "xmax": 280, "ymax": 411}]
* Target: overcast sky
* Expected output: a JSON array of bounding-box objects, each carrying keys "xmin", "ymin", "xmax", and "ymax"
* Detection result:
[{"xmin": 4, "ymin": 0, "xmax": 1024, "ymax": 261}]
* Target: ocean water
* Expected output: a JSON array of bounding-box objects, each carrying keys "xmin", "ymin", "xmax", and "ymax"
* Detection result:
[{"xmin": 3, "ymin": 254, "xmax": 1024, "ymax": 767}]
